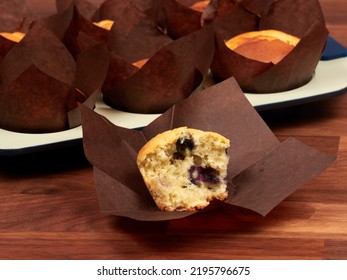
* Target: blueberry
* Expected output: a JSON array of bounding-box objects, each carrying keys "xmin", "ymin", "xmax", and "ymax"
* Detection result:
[
  {"xmin": 189, "ymin": 165, "xmax": 220, "ymax": 185},
  {"xmin": 172, "ymin": 152, "xmax": 185, "ymax": 160},
  {"xmin": 176, "ymin": 137, "xmax": 194, "ymax": 153},
  {"xmin": 172, "ymin": 137, "xmax": 195, "ymax": 160}
]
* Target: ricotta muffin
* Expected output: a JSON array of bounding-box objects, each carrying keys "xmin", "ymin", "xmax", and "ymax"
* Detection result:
[{"xmin": 137, "ymin": 127, "xmax": 230, "ymax": 211}]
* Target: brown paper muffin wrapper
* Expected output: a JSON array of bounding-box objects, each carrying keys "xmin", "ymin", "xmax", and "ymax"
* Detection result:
[
  {"xmin": 0, "ymin": 0, "xmax": 38, "ymax": 33},
  {"xmin": 0, "ymin": 22, "xmax": 109, "ymax": 133},
  {"xmin": 94, "ymin": 0, "xmax": 172, "ymax": 63},
  {"xmin": 102, "ymin": 24, "xmax": 215, "ymax": 114},
  {"xmin": 125, "ymin": 0, "xmax": 165, "ymax": 21},
  {"xmin": 0, "ymin": 36, "xmax": 17, "ymax": 62},
  {"xmin": 34, "ymin": 1, "xmax": 191, "ymax": 116},
  {"xmin": 0, "ymin": 0, "xmax": 39, "ymax": 61},
  {"xmin": 211, "ymin": 0, "xmax": 328, "ymax": 93},
  {"xmin": 162, "ymin": 0, "xmax": 238, "ymax": 39},
  {"xmin": 162, "ymin": 0, "xmax": 204, "ymax": 39},
  {"xmin": 57, "ymin": 0, "xmax": 165, "ymax": 23},
  {"xmin": 56, "ymin": 0, "xmax": 99, "ymax": 20},
  {"xmin": 33, "ymin": 4, "xmax": 109, "ymax": 60},
  {"xmin": 42, "ymin": 0, "xmax": 171, "ymax": 62},
  {"xmin": 80, "ymin": 77, "xmax": 335, "ymax": 221}
]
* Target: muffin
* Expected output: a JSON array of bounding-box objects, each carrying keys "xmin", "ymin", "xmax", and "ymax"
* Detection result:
[
  {"xmin": 137, "ymin": 127, "xmax": 230, "ymax": 211},
  {"xmin": 93, "ymin": 19, "xmax": 115, "ymax": 30},
  {"xmin": 162, "ymin": 0, "xmax": 237, "ymax": 38},
  {"xmin": 211, "ymin": 0, "xmax": 328, "ymax": 93},
  {"xmin": 225, "ymin": 29, "xmax": 300, "ymax": 64},
  {"xmin": 0, "ymin": 31, "xmax": 25, "ymax": 42},
  {"xmin": 0, "ymin": 31, "xmax": 25, "ymax": 60},
  {"xmin": 0, "ymin": 22, "xmax": 109, "ymax": 133}
]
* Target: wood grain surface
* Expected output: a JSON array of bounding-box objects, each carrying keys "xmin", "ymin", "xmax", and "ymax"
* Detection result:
[{"xmin": 1, "ymin": 0, "xmax": 347, "ymax": 260}]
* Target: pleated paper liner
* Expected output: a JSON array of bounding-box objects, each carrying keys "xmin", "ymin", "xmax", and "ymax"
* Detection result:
[
  {"xmin": 162, "ymin": 0, "xmax": 236, "ymax": 38},
  {"xmin": 160, "ymin": 0, "xmax": 328, "ymax": 93},
  {"xmin": 0, "ymin": 0, "xmax": 38, "ymax": 33},
  {"xmin": 56, "ymin": 0, "xmax": 165, "ymax": 23},
  {"xmin": 43, "ymin": 0, "xmax": 171, "ymax": 61},
  {"xmin": 37, "ymin": 0, "xmax": 200, "ymax": 115},
  {"xmin": 0, "ymin": 22, "xmax": 109, "ymax": 133},
  {"xmin": 80, "ymin": 77, "xmax": 335, "ymax": 221},
  {"xmin": 102, "ymin": 25, "xmax": 215, "ymax": 114},
  {"xmin": 93, "ymin": 0, "xmax": 172, "ymax": 63},
  {"xmin": 210, "ymin": 0, "xmax": 328, "ymax": 93},
  {"xmin": 0, "ymin": 0, "xmax": 39, "ymax": 60}
]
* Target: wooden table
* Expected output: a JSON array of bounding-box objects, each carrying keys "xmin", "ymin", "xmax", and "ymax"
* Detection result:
[{"xmin": 1, "ymin": 0, "xmax": 346, "ymax": 260}]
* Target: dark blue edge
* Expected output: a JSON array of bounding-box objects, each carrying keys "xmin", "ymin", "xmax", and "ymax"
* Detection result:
[
  {"xmin": 1, "ymin": 37, "xmax": 346, "ymax": 156},
  {"xmin": 321, "ymin": 36, "xmax": 347, "ymax": 60},
  {"xmin": 255, "ymin": 85, "xmax": 347, "ymax": 111}
]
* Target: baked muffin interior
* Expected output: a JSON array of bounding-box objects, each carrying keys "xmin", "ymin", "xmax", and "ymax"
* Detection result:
[
  {"xmin": 137, "ymin": 127, "xmax": 230, "ymax": 211},
  {"xmin": 225, "ymin": 29, "xmax": 300, "ymax": 64}
]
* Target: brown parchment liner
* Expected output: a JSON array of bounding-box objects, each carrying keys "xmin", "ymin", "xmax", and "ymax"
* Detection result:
[
  {"xmin": 0, "ymin": 22, "xmax": 109, "ymax": 133},
  {"xmin": 162, "ymin": 0, "xmax": 237, "ymax": 39},
  {"xmin": 0, "ymin": 36, "xmax": 17, "ymax": 62},
  {"xmin": 0, "ymin": 0, "xmax": 39, "ymax": 61},
  {"xmin": 93, "ymin": 0, "xmax": 172, "ymax": 64},
  {"xmin": 33, "ymin": 3, "xmax": 110, "ymax": 60},
  {"xmin": 130, "ymin": 0, "xmax": 166, "ymax": 26},
  {"xmin": 37, "ymin": 1, "xmax": 185, "ymax": 115},
  {"xmin": 55, "ymin": 0, "xmax": 165, "ymax": 23},
  {"xmin": 41, "ymin": 0, "xmax": 171, "ymax": 62},
  {"xmin": 0, "ymin": 0, "xmax": 38, "ymax": 33},
  {"xmin": 80, "ymin": 77, "xmax": 335, "ymax": 221},
  {"xmin": 211, "ymin": 0, "xmax": 328, "ymax": 93},
  {"xmin": 102, "ymin": 24, "xmax": 215, "ymax": 114},
  {"xmin": 56, "ymin": 0, "xmax": 99, "ymax": 20}
]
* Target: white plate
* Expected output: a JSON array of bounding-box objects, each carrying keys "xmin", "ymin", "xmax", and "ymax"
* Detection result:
[
  {"xmin": 0, "ymin": 99, "xmax": 161, "ymax": 155},
  {"xmin": 1, "ymin": 56, "xmax": 346, "ymax": 156},
  {"xmin": 245, "ymin": 57, "xmax": 347, "ymax": 110}
]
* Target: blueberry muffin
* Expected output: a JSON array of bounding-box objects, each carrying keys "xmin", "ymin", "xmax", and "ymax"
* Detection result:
[{"xmin": 137, "ymin": 127, "xmax": 230, "ymax": 211}]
